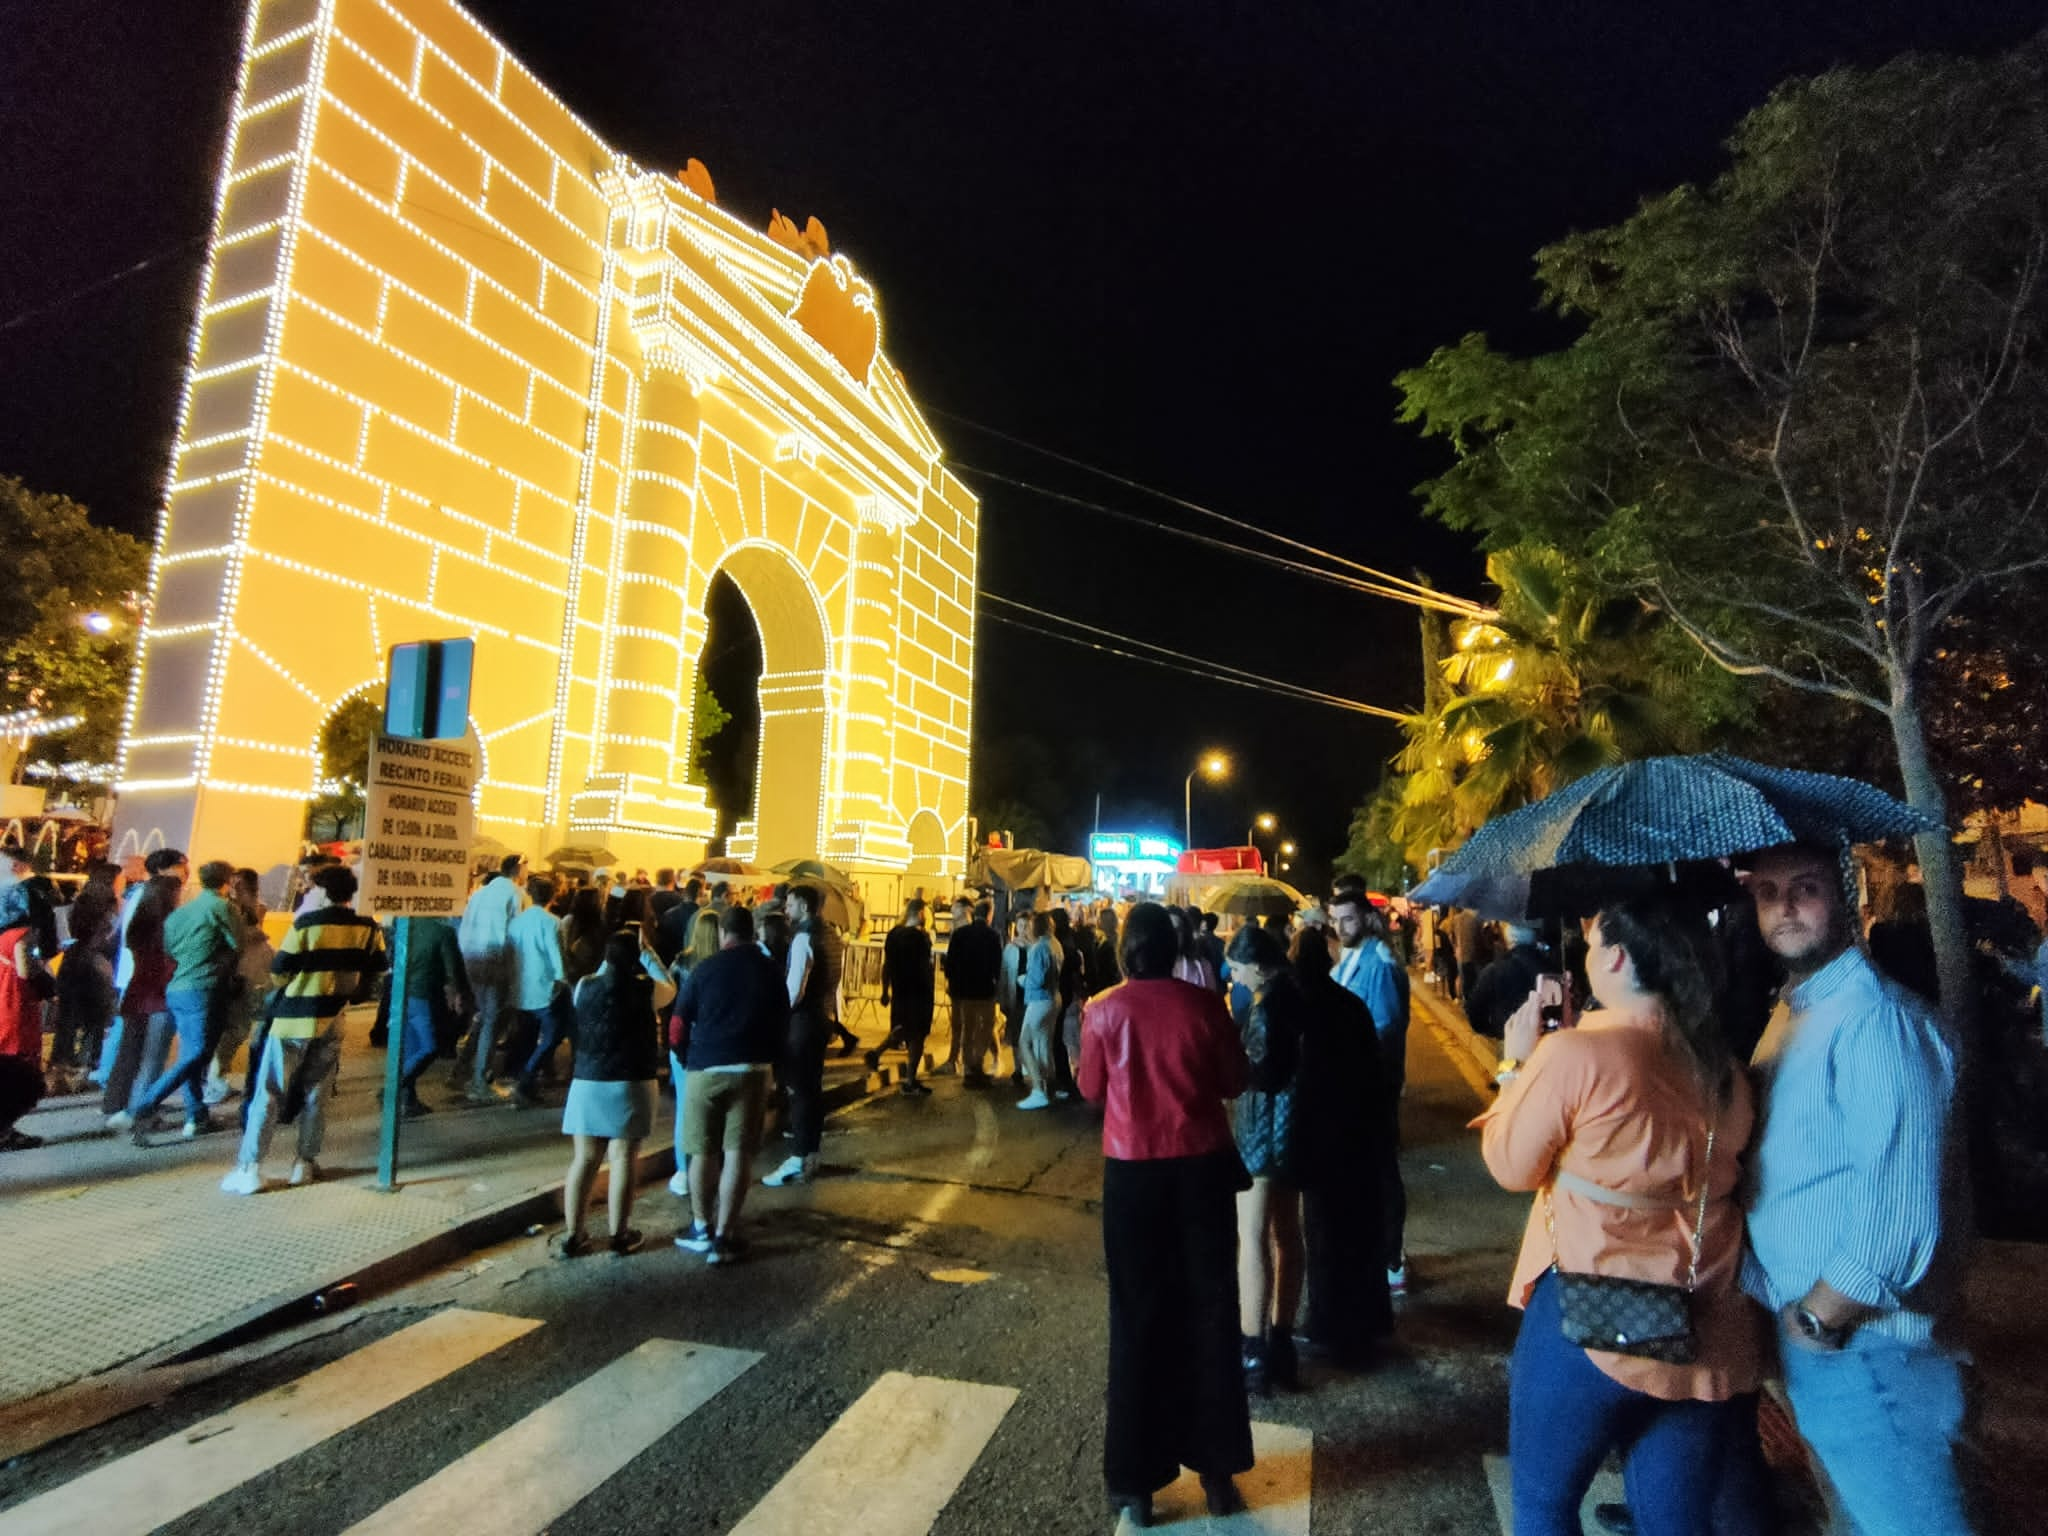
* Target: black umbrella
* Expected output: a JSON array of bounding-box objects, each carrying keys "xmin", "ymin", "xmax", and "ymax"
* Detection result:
[{"xmin": 1412, "ymin": 754, "xmax": 1936, "ymax": 917}]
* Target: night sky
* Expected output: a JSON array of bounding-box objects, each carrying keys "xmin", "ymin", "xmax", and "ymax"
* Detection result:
[{"xmin": 4, "ymin": 0, "xmax": 2041, "ymax": 877}]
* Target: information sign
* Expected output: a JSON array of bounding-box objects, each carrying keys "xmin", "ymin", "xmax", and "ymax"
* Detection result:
[{"xmin": 360, "ymin": 733, "xmax": 478, "ymax": 919}]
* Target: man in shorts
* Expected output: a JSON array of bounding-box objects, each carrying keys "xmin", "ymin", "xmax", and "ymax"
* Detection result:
[{"xmin": 670, "ymin": 906, "xmax": 787, "ymax": 1264}]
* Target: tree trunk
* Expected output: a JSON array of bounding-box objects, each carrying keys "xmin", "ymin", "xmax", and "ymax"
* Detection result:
[{"xmin": 1888, "ymin": 683, "xmax": 1975, "ymax": 1031}]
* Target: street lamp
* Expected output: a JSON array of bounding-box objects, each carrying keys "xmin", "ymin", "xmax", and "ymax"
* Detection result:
[
  {"xmin": 1185, "ymin": 752, "xmax": 1228, "ymax": 845},
  {"xmin": 1247, "ymin": 811, "xmax": 1276, "ymax": 844}
]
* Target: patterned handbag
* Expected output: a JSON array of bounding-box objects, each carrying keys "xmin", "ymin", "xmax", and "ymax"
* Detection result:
[{"xmin": 1546, "ymin": 1122, "xmax": 1715, "ymax": 1364}]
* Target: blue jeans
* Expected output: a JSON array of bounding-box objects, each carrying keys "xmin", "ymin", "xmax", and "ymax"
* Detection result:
[
  {"xmin": 132, "ymin": 989, "xmax": 225, "ymax": 1120},
  {"xmin": 1779, "ymin": 1330, "xmax": 1973, "ymax": 1536},
  {"xmin": 399, "ymin": 996, "xmax": 439, "ymax": 1093},
  {"xmin": 1509, "ymin": 1272, "xmax": 1737, "ymax": 1536},
  {"xmin": 517, "ymin": 993, "xmax": 572, "ymax": 1088}
]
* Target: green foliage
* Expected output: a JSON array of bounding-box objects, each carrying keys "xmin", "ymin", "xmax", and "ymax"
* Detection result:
[
  {"xmin": 1396, "ymin": 42, "xmax": 2048, "ymax": 745},
  {"xmin": 1392, "ymin": 38, "xmax": 2048, "ymax": 1015},
  {"xmin": 689, "ymin": 675, "xmax": 731, "ymax": 785},
  {"xmin": 1333, "ymin": 775, "xmax": 1410, "ymax": 892},
  {"xmin": 1373, "ymin": 547, "xmax": 1735, "ymax": 875},
  {"xmin": 0, "ymin": 476, "xmax": 149, "ymax": 764},
  {"xmin": 307, "ymin": 691, "xmax": 382, "ymax": 841},
  {"xmin": 972, "ymin": 797, "xmax": 1054, "ymax": 854}
]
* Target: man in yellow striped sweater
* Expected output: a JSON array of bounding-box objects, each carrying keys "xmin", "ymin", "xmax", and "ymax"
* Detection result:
[{"xmin": 222, "ymin": 865, "xmax": 385, "ymax": 1195}]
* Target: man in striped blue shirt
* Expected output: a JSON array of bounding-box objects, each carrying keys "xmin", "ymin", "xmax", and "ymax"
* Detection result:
[{"xmin": 1742, "ymin": 844, "xmax": 1972, "ymax": 1536}]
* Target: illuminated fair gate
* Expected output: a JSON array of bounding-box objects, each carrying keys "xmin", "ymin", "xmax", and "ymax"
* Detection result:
[{"xmin": 116, "ymin": 0, "xmax": 977, "ymax": 888}]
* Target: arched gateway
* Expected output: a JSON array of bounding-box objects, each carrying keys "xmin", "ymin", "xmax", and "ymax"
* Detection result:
[{"xmin": 117, "ymin": 0, "xmax": 977, "ymax": 887}]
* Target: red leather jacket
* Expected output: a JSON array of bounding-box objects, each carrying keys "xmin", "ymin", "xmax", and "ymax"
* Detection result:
[{"xmin": 1079, "ymin": 977, "xmax": 1247, "ymax": 1161}]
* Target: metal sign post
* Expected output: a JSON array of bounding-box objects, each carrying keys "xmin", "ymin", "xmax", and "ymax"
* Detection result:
[{"xmin": 362, "ymin": 639, "xmax": 476, "ymax": 1192}]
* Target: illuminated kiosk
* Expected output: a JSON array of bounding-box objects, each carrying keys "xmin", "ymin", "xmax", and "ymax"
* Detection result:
[
  {"xmin": 115, "ymin": 0, "xmax": 977, "ymax": 890},
  {"xmin": 1088, "ymin": 832, "xmax": 1184, "ymax": 897}
]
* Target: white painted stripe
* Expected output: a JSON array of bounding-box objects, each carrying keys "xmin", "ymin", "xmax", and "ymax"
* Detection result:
[
  {"xmin": 727, "ymin": 1371, "xmax": 1017, "ymax": 1536},
  {"xmin": 1481, "ymin": 1451, "xmax": 1623, "ymax": 1534},
  {"xmin": 5, "ymin": 1309, "xmax": 539, "ymax": 1536},
  {"xmin": 342, "ymin": 1338, "xmax": 760, "ymax": 1536},
  {"xmin": 1118, "ymin": 1421, "xmax": 1314, "ymax": 1536}
]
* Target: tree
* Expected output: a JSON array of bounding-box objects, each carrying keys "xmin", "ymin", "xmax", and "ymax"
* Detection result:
[
  {"xmin": 1396, "ymin": 41, "xmax": 2048, "ymax": 1019},
  {"xmin": 972, "ymin": 796, "xmax": 1054, "ymax": 854},
  {"xmin": 1334, "ymin": 774, "xmax": 1410, "ymax": 891},
  {"xmin": 1380, "ymin": 546, "xmax": 1732, "ymax": 876},
  {"xmin": 0, "ymin": 476, "xmax": 149, "ymax": 765},
  {"xmin": 306, "ymin": 692, "xmax": 382, "ymax": 842},
  {"xmin": 688, "ymin": 676, "xmax": 730, "ymax": 785}
]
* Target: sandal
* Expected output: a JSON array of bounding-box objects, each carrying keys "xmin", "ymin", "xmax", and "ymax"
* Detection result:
[
  {"xmin": 552, "ymin": 1231, "xmax": 597, "ymax": 1260},
  {"xmin": 608, "ymin": 1227, "xmax": 645, "ymax": 1256}
]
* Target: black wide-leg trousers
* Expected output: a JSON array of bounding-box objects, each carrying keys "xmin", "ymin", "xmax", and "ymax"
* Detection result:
[{"xmin": 1101, "ymin": 1150, "xmax": 1254, "ymax": 1495}]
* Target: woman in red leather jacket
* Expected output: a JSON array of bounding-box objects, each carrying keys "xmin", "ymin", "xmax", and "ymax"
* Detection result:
[{"xmin": 1079, "ymin": 902, "xmax": 1252, "ymax": 1528}]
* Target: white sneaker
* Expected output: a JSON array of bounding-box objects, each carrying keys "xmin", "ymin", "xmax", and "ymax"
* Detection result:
[
  {"xmin": 763, "ymin": 1154, "xmax": 814, "ymax": 1187},
  {"xmin": 1387, "ymin": 1261, "xmax": 1409, "ymax": 1297},
  {"xmin": 181, "ymin": 1118, "xmax": 208, "ymax": 1139},
  {"xmin": 221, "ymin": 1165, "xmax": 263, "ymax": 1196},
  {"xmin": 289, "ymin": 1159, "xmax": 321, "ymax": 1187},
  {"xmin": 667, "ymin": 1170, "xmax": 691, "ymax": 1198},
  {"xmin": 1016, "ymin": 1091, "xmax": 1051, "ymax": 1110},
  {"xmin": 105, "ymin": 1111, "xmax": 135, "ymax": 1132}
]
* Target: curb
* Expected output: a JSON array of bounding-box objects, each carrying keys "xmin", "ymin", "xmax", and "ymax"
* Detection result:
[
  {"xmin": 66, "ymin": 1064, "xmax": 898, "ymax": 1387},
  {"xmin": 1408, "ymin": 972, "xmax": 1502, "ymax": 1101}
]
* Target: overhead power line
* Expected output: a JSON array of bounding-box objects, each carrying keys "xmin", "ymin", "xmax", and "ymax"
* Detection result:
[
  {"xmin": 980, "ymin": 592, "xmax": 1407, "ymax": 722},
  {"xmin": 0, "ymin": 237, "xmax": 207, "ymax": 337},
  {"xmin": 935, "ymin": 407, "xmax": 1490, "ymax": 618},
  {"xmin": 959, "ymin": 462, "xmax": 1488, "ymax": 619}
]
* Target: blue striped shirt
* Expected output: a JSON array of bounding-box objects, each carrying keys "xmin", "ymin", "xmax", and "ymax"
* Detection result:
[{"xmin": 1741, "ymin": 945, "xmax": 1958, "ymax": 1344}]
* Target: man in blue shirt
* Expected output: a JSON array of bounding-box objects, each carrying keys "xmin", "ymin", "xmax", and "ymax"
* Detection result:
[
  {"xmin": 1328, "ymin": 887, "xmax": 1411, "ymax": 1296},
  {"xmin": 1743, "ymin": 843, "xmax": 1971, "ymax": 1536}
]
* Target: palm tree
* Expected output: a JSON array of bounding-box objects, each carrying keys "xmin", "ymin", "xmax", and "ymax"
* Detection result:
[{"xmin": 1388, "ymin": 546, "xmax": 1689, "ymax": 873}]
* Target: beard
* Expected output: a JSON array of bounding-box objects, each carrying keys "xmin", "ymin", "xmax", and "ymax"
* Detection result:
[{"xmin": 1766, "ymin": 918, "xmax": 1848, "ymax": 974}]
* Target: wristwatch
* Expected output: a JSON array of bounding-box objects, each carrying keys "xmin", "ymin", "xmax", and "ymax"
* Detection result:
[{"xmin": 1792, "ymin": 1304, "xmax": 1850, "ymax": 1350}]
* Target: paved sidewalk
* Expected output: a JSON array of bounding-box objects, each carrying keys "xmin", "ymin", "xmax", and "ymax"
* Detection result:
[{"xmin": 0, "ymin": 1013, "xmax": 891, "ymax": 1408}]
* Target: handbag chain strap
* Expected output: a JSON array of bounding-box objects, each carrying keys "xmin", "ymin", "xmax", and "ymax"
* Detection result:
[{"xmin": 1544, "ymin": 1112, "xmax": 1719, "ymax": 1292}]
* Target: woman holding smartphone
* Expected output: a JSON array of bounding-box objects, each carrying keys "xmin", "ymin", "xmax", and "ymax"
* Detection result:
[{"xmin": 1474, "ymin": 896, "xmax": 1763, "ymax": 1536}]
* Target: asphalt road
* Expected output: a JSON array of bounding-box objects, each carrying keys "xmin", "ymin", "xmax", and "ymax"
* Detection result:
[{"xmin": 0, "ymin": 1020, "xmax": 1535, "ymax": 1535}]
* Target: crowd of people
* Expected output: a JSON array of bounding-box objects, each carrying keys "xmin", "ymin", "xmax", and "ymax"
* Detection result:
[{"xmin": 0, "ymin": 832, "xmax": 1981, "ymax": 1534}]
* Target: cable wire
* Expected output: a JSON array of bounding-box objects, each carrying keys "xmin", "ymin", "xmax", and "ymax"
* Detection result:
[
  {"xmin": 935, "ymin": 406, "xmax": 1489, "ymax": 615},
  {"xmin": 980, "ymin": 592, "xmax": 1407, "ymax": 721},
  {"xmin": 960, "ymin": 462, "xmax": 1490, "ymax": 619},
  {"xmin": 0, "ymin": 237, "xmax": 207, "ymax": 337}
]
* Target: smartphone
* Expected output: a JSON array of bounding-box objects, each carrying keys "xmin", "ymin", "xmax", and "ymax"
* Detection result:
[{"xmin": 1535, "ymin": 973, "xmax": 1571, "ymax": 1031}]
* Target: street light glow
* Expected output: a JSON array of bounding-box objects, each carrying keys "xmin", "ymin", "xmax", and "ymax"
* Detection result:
[
  {"xmin": 1280, "ymin": 840, "xmax": 1296, "ymax": 855},
  {"xmin": 1204, "ymin": 753, "xmax": 1228, "ymax": 777},
  {"xmin": 1256, "ymin": 812, "xmax": 1276, "ymax": 831}
]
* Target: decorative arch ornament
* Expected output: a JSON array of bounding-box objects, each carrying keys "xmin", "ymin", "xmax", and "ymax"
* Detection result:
[{"xmin": 113, "ymin": 0, "xmax": 975, "ymax": 887}]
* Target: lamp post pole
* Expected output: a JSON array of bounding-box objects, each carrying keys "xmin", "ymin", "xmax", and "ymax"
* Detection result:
[{"xmin": 1184, "ymin": 753, "xmax": 1228, "ymax": 848}]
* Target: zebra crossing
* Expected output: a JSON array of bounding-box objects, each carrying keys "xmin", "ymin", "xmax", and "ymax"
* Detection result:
[{"xmin": 1, "ymin": 1306, "xmax": 1316, "ymax": 1536}]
